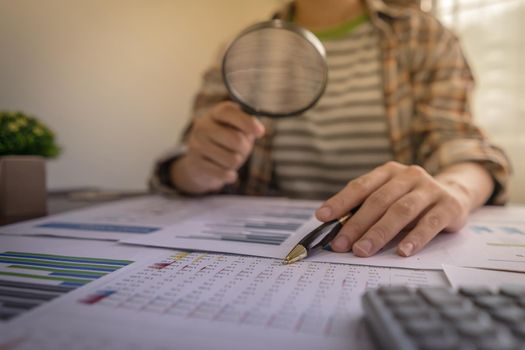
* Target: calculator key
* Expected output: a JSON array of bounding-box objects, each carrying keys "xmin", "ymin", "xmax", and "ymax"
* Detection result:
[
  {"xmin": 475, "ymin": 329, "xmax": 520, "ymax": 350},
  {"xmin": 476, "ymin": 340, "xmax": 519, "ymax": 350},
  {"xmin": 439, "ymin": 306, "xmax": 482, "ymax": 322},
  {"xmin": 455, "ymin": 319, "xmax": 496, "ymax": 339},
  {"xmin": 419, "ymin": 287, "xmax": 466, "ymax": 307},
  {"xmin": 459, "ymin": 286, "xmax": 493, "ymax": 298},
  {"xmin": 516, "ymin": 297, "xmax": 525, "ymax": 307},
  {"xmin": 491, "ymin": 306, "xmax": 525, "ymax": 324},
  {"xmin": 511, "ymin": 323, "xmax": 525, "ymax": 340},
  {"xmin": 474, "ymin": 295, "xmax": 514, "ymax": 310},
  {"xmin": 500, "ymin": 285, "xmax": 525, "ymax": 299},
  {"xmin": 415, "ymin": 333, "xmax": 460, "ymax": 350},
  {"xmin": 383, "ymin": 294, "xmax": 420, "ymax": 307},
  {"xmin": 403, "ymin": 319, "xmax": 447, "ymax": 337},
  {"xmin": 378, "ymin": 285, "xmax": 410, "ymax": 295},
  {"xmin": 392, "ymin": 305, "xmax": 433, "ymax": 321}
]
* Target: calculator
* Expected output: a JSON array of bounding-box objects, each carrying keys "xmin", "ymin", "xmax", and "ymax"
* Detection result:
[{"xmin": 362, "ymin": 285, "xmax": 525, "ymax": 350}]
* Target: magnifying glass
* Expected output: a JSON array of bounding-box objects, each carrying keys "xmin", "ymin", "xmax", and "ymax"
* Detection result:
[{"xmin": 222, "ymin": 20, "xmax": 328, "ymax": 118}]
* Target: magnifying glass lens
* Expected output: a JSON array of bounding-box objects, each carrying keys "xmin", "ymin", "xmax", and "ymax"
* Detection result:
[{"xmin": 223, "ymin": 21, "xmax": 327, "ymax": 118}]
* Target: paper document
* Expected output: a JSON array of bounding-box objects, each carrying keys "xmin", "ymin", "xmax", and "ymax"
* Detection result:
[
  {"xmin": 2, "ymin": 251, "xmax": 447, "ymax": 350},
  {"xmin": 123, "ymin": 196, "xmax": 322, "ymax": 259},
  {"xmin": 0, "ymin": 195, "xmax": 203, "ymax": 240},
  {"xmin": 124, "ymin": 203, "xmax": 525, "ymax": 271},
  {"xmin": 443, "ymin": 264, "xmax": 525, "ymax": 290}
]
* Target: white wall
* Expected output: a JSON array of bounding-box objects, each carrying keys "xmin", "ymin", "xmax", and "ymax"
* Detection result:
[{"xmin": 0, "ymin": 0, "xmax": 279, "ymax": 191}]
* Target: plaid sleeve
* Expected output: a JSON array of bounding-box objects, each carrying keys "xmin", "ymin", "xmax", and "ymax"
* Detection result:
[{"xmin": 409, "ymin": 15, "xmax": 511, "ymax": 205}]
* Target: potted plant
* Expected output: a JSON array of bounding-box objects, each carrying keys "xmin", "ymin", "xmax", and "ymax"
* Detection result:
[{"xmin": 0, "ymin": 111, "xmax": 61, "ymax": 225}]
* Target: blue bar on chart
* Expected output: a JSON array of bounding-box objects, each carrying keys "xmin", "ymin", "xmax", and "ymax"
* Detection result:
[{"xmin": 36, "ymin": 222, "xmax": 160, "ymax": 234}]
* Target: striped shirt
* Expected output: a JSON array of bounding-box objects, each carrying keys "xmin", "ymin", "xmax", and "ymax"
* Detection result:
[
  {"xmin": 151, "ymin": 0, "xmax": 511, "ymax": 205},
  {"xmin": 273, "ymin": 20, "xmax": 393, "ymax": 199}
]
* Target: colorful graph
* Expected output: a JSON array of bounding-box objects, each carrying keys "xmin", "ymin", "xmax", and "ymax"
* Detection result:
[{"xmin": 0, "ymin": 251, "xmax": 133, "ymax": 321}]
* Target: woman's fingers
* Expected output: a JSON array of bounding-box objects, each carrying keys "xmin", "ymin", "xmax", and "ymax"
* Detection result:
[
  {"xmin": 177, "ymin": 154, "xmax": 238, "ymax": 192},
  {"xmin": 316, "ymin": 162, "xmax": 403, "ymax": 222},
  {"xmin": 396, "ymin": 202, "xmax": 454, "ymax": 257},
  {"xmin": 176, "ymin": 101, "xmax": 263, "ymax": 193},
  {"xmin": 206, "ymin": 125, "xmax": 252, "ymax": 157},
  {"xmin": 330, "ymin": 174, "xmax": 418, "ymax": 252},
  {"xmin": 396, "ymin": 188, "xmax": 469, "ymax": 257},
  {"xmin": 190, "ymin": 130, "xmax": 248, "ymax": 170},
  {"xmin": 190, "ymin": 138, "xmax": 245, "ymax": 170},
  {"xmin": 210, "ymin": 101, "xmax": 265, "ymax": 138},
  {"xmin": 352, "ymin": 188, "xmax": 439, "ymax": 257}
]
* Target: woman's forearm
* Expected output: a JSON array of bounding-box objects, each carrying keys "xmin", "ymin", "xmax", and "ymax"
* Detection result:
[{"xmin": 434, "ymin": 162, "xmax": 495, "ymax": 211}]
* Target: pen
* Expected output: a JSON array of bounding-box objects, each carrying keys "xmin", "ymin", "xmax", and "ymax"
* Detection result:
[{"xmin": 283, "ymin": 206, "xmax": 360, "ymax": 265}]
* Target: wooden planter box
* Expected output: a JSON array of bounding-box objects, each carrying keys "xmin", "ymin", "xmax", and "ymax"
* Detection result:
[{"xmin": 0, "ymin": 156, "xmax": 47, "ymax": 225}]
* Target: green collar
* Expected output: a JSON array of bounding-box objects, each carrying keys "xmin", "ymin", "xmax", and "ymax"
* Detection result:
[{"xmin": 312, "ymin": 14, "xmax": 369, "ymax": 41}]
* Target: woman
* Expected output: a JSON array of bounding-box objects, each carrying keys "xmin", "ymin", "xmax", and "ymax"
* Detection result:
[{"xmin": 151, "ymin": 0, "xmax": 511, "ymax": 258}]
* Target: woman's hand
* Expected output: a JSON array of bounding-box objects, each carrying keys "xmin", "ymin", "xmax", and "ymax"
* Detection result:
[
  {"xmin": 315, "ymin": 161, "xmax": 492, "ymax": 257},
  {"xmin": 170, "ymin": 101, "xmax": 265, "ymax": 194}
]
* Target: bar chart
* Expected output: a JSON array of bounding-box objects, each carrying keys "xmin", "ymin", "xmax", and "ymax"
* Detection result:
[
  {"xmin": 175, "ymin": 202, "xmax": 315, "ymax": 245},
  {"xmin": 0, "ymin": 251, "xmax": 133, "ymax": 321},
  {"xmin": 122, "ymin": 196, "xmax": 324, "ymax": 259}
]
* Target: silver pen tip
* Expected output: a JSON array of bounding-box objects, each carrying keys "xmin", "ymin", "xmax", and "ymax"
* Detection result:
[{"xmin": 283, "ymin": 245, "xmax": 307, "ymax": 265}]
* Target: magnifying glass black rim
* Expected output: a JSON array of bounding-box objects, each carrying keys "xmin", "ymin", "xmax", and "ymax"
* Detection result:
[{"xmin": 222, "ymin": 19, "xmax": 328, "ymax": 118}]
